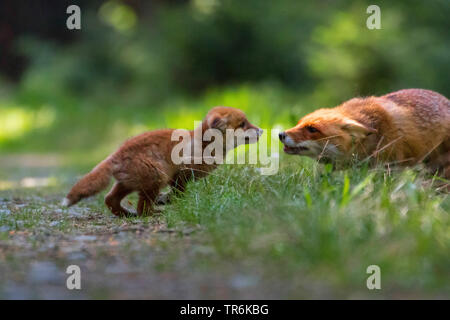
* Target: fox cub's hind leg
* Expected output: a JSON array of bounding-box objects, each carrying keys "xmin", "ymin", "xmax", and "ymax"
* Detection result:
[
  {"xmin": 105, "ymin": 182, "xmax": 134, "ymax": 217},
  {"xmin": 137, "ymin": 189, "xmax": 160, "ymax": 216}
]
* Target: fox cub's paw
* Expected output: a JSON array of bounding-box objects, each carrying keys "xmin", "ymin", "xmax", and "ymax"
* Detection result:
[{"xmin": 156, "ymin": 192, "xmax": 171, "ymax": 205}]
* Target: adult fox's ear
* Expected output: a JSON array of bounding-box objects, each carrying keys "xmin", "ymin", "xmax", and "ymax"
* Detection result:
[
  {"xmin": 341, "ymin": 119, "xmax": 377, "ymax": 138},
  {"xmin": 208, "ymin": 116, "xmax": 228, "ymax": 131}
]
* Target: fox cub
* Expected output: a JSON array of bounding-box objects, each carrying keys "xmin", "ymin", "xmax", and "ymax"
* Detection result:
[{"xmin": 63, "ymin": 107, "xmax": 262, "ymax": 216}]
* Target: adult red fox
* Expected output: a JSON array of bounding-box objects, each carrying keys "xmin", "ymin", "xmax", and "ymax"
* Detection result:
[
  {"xmin": 63, "ymin": 107, "xmax": 262, "ymax": 216},
  {"xmin": 279, "ymin": 89, "xmax": 450, "ymax": 178}
]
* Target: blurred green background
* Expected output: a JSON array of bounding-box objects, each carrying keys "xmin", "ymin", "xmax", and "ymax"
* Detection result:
[
  {"xmin": 0, "ymin": 1, "xmax": 449, "ymax": 299},
  {"xmin": 0, "ymin": 0, "xmax": 449, "ymax": 162}
]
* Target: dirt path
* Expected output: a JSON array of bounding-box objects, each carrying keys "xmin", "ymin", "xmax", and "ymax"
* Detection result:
[
  {"xmin": 0, "ymin": 196, "xmax": 289, "ymax": 299},
  {"xmin": 0, "ymin": 158, "xmax": 286, "ymax": 299}
]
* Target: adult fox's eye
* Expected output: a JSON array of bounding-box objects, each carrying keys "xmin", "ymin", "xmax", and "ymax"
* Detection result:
[{"xmin": 306, "ymin": 126, "xmax": 318, "ymax": 133}]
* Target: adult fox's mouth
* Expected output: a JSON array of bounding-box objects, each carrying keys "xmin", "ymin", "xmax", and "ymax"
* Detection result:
[{"xmin": 283, "ymin": 145, "xmax": 308, "ymax": 154}]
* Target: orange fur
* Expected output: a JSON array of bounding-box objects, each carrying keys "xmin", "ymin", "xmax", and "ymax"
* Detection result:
[
  {"xmin": 280, "ymin": 89, "xmax": 450, "ymax": 177},
  {"xmin": 64, "ymin": 107, "xmax": 261, "ymax": 217}
]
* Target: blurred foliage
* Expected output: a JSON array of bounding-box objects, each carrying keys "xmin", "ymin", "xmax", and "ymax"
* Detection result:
[
  {"xmin": 0, "ymin": 0, "xmax": 449, "ymax": 153},
  {"xmin": 0, "ymin": 1, "xmax": 448, "ymax": 297}
]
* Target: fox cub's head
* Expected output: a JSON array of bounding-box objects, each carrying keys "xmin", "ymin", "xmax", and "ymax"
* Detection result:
[
  {"xmin": 203, "ymin": 106, "xmax": 263, "ymax": 149},
  {"xmin": 279, "ymin": 108, "xmax": 376, "ymax": 161}
]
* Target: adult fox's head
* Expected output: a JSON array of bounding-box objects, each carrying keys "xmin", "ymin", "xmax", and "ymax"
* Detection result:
[{"xmin": 279, "ymin": 107, "xmax": 376, "ymax": 161}]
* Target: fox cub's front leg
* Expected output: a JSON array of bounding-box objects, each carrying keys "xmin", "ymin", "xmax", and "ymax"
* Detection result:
[
  {"xmin": 137, "ymin": 190, "xmax": 160, "ymax": 216},
  {"xmin": 155, "ymin": 173, "xmax": 190, "ymax": 205}
]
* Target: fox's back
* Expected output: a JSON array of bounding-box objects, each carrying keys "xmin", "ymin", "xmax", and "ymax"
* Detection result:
[
  {"xmin": 382, "ymin": 89, "xmax": 450, "ymax": 131},
  {"xmin": 110, "ymin": 129, "xmax": 180, "ymax": 174}
]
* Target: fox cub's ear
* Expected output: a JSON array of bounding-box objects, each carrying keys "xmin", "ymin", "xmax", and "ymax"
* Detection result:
[
  {"xmin": 208, "ymin": 116, "xmax": 228, "ymax": 131},
  {"xmin": 341, "ymin": 119, "xmax": 377, "ymax": 138}
]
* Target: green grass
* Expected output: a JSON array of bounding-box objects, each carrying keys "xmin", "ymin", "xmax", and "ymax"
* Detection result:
[
  {"xmin": 163, "ymin": 158, "xmax": 449, "ymax": 295},
  {"xmin": 1, "ymin": 149, "xmax": 449, "ymax": 298},
  {"xmin": 0, "ymin": 84, "xmax": 449, "ymax": 298}
]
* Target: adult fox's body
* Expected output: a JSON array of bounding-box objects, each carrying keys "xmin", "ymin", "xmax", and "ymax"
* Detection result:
[
  {"xmin": 279, "ymin": 89, "xmax": 450, "ymax": 178},
  {"xmin": 64, "ymin": 107, "xmax": 262, "ymax": 216}
]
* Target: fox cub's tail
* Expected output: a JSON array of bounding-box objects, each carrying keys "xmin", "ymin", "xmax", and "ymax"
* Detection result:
[{"xmin": 62, "ymin": 158, "xmax": 113, "ymax": 206}]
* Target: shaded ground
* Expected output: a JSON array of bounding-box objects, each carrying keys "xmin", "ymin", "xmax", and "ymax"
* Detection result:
[
  {"xmin": 0, "ymin": 193, "xmax": 289, "ymax": 299},
  {"xmin": 0, "ymin": 156, "xmax": 293, "ymax": 299},
  {"xmin": 0, "ymin": 154, "xmax": 449, "ymax": 299}
]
